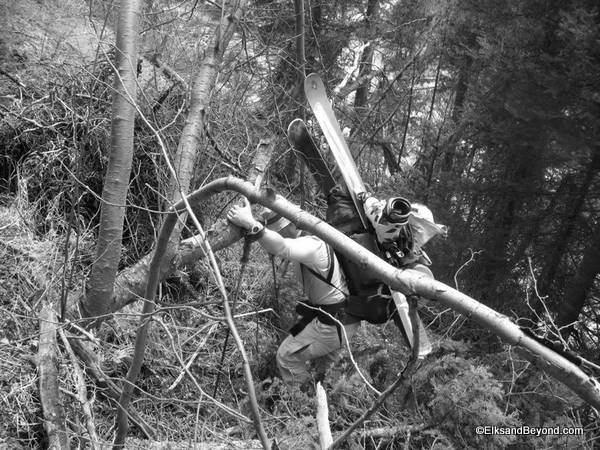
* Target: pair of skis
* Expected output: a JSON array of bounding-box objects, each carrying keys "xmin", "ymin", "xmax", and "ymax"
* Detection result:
[{"xmin": 288, "ymin": 73, "xmax": 432, "ymax": 358}]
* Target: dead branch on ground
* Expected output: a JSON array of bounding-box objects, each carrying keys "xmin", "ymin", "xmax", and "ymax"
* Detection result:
[{"xmin": 37, "ymin": 303, "xmax": 70, "ymax": 449}]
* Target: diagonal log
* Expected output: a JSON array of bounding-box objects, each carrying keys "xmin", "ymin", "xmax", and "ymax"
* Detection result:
[
  {"xmin": 37, "ymin": 304, "xmax": 70, "ymax": 449},
  {"xmin": 148, "ymin": 176, "xmax": 600, "ymax": 411}
]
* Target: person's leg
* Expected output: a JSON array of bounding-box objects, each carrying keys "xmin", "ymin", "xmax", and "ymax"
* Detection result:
[
  {"xmin": 277, "ymin": 318, "xmax": 360, "ymax": 386},
  {"xmin": 313, "ymin": 320, "xmax": 360, "ymax": 378}
]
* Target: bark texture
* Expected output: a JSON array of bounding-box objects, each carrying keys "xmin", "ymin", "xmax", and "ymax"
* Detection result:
[
  {"xmin": 83, "ymin": 0, "xmax": 141, "ymax": 321},
  {"xmin": 38, "ymin": 304, "xmax": 70, "ymax": 449},
  {"xmin": 166, "ymin": 0, "xmax": 249, "ymax": 234}
]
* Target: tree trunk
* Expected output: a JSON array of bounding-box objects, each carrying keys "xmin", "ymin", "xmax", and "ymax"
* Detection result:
[
  {"xmin": 380, "ymin": 142, "xmax": 400, "ymax": 175},
  {"xmin": 509, "ymin": 172, "xmax": 575, "ymax": 268},
  {"xmin": 77, "ymin": 0, "xmax": 249, "ymax": 321},
  {"xmin": 538, "ymin": 152, "xmax": 600, "ymax": 301},
  {"xmin": 83, "ymin": 0, "xmax": 141, "ymax": 321},
  {"xmin": 556, "ymin": 222, "xmax": 600, "ymax": 338},
  {"xmin": 166, "ymin": 0, "xmax": 248, "ymax": 237},
  {"xmin": 354, "ymin": 0, "xmax": 379, "ymax": 109},
  {"xmin": 442, "ymin": 52, "xmax": 472, "ymax": 172},
  {"xmin": 396, "ymin": 66, "xmax": 416, "ymax": 165},
  {"xmin": 427, "ymin": 52, "xmax": 442, "ymax": 122},
  {"xmin": 294, "ymin": 0, "xmax": 306, "ymax": 80}
]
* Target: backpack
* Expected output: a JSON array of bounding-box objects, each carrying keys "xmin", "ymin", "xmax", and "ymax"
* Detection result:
[
  {"xmin": 310, "ymin": 185, "xmax": 400, "ymax": 324},
  {"xmin": 300, "ymin": 234, "xmax": 397, "ymax": 324},
  {"xmin": 338, "ymin": 232, "xmax": 398, "ymax": 324}
]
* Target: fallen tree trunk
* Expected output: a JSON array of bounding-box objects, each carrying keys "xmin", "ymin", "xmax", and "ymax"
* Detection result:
[
  {"xmin": 147, "ymin": 176, "xmax": 600, "ymax": 411},
  {"xmin": 37, "ymin": 304, "xmax": 70, "ymax": 449}
]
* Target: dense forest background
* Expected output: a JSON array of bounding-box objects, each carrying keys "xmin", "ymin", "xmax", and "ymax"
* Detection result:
[{"xmin": 0, "ymin": 0, "xmax": 599, "ymax": 448}]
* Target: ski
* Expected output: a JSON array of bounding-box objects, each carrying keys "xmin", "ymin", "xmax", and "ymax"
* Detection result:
[
  {"xmin": 304, "ymin": 73, "xmax": 369, "ymax": 228},
  {"xmin": 287, "ymin": 118, "xmax": 336, "ymax": 195},
  {"xmin": 303, "ymin": 73, "xmax": 432, "ymax": 358}
]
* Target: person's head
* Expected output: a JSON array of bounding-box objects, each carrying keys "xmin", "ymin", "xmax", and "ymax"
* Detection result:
[
  {"xmin": 369, "ymin": 196, "xmax": 413, "ymax": 245},
  {"xmin": 368, "ymin": 197, "xmax": 446, "ymax": 251}
]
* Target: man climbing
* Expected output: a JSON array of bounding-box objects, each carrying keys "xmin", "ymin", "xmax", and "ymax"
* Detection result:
[{"xmin": 227, "ymin": 200, "xmax": 361, "ymax": 388}]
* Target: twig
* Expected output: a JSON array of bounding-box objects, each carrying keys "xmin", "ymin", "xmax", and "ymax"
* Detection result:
[
  {"xmin": 328, "ymin": 357, "xmax": 421, "ymax": 450},
  {"xmin": 0, "ymin": 68, "xmax": 26, "ymax": 87},
  {"xmin": 67, "ymin": 338, "xmax": 156, "ymax": 440},
  {"xmin": 454, "ymin": 249, "xmax": 482, "ymax": 290},
  {"xmin": 58, "ymin": 327, "xmax": 100, "ymax": 449},
  {"xmin": 154, "ymin": 318, "xmax": 251, "ymax": 422},
  {"xmin": 526, "ymin": 257, "xmax": 569, "ymax": 348},
  {"xmin": 213, "ymin": 239, "xmax": 252, "ymax": 398},
  {"xmin": 167, "ymin": 322, "xmax": 218, "ymax": 391},
  {"xmin": 142, "ymin": 53, "xmax": 188, "ymax": 89}
]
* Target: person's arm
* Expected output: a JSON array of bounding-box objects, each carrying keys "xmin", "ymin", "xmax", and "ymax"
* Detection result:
[{"xmin": 226, "ymin": 200, "xmax": 322, "ymax": 264}]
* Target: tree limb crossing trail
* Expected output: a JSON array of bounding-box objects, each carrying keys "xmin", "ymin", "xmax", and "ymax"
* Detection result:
[{"xmin": 146, "ymin": 176, "xmax": 600, "ymax": 411}]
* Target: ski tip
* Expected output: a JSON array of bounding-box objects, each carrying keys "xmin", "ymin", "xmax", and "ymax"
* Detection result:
[
  {"xmin": 287, "ymin": 118, "xmax": 310, "ymax": 145},
  {"xmin": 287, "ymin": 118, "xmax": 306, "ymax": 134},
  {"xmin": 288, "ymin": 117, "xmax": 305, "ymax": 127}
]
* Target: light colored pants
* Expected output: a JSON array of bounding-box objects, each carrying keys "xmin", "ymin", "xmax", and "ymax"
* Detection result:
[{"xmin": 276, "ymin": 318, "xmax": 361, "ymax": 386}]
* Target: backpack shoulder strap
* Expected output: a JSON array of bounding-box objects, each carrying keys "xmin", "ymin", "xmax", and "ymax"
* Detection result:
[
  {"xmin": 324, "ymin": 242, "xmax": 335, "ymax": 284},
  {"xmin": 300, "ymin": 244, "xmax": 345, "ymax": 295}
]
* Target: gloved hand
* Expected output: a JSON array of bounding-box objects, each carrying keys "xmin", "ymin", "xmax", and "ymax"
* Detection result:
[{"xmin": 226, "ymin": 198, "xmax": 263, "ymax": 234}]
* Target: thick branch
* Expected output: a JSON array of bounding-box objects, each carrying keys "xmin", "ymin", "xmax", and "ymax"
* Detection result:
[
  {"xmin": 37, "ymin": 304, "xmax": 70, "ymax": 449},
  {"xmin": 158, "ymin": 177, "xmax": 600, "ymax": 411}
]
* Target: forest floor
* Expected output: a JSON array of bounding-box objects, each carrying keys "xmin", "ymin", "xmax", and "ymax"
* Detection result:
[
  {"xmin": 0, "ymin": 202, "xmax": 415, "ymax": 449},
  {"xmin": 1, "ymin": 201, "xmax": 593, "ymax": 449}
]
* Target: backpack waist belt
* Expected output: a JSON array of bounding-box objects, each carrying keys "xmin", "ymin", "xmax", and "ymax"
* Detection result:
[{"xmin": 289, "ymin": 301, "xmax": 360, "ymax": 342}]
